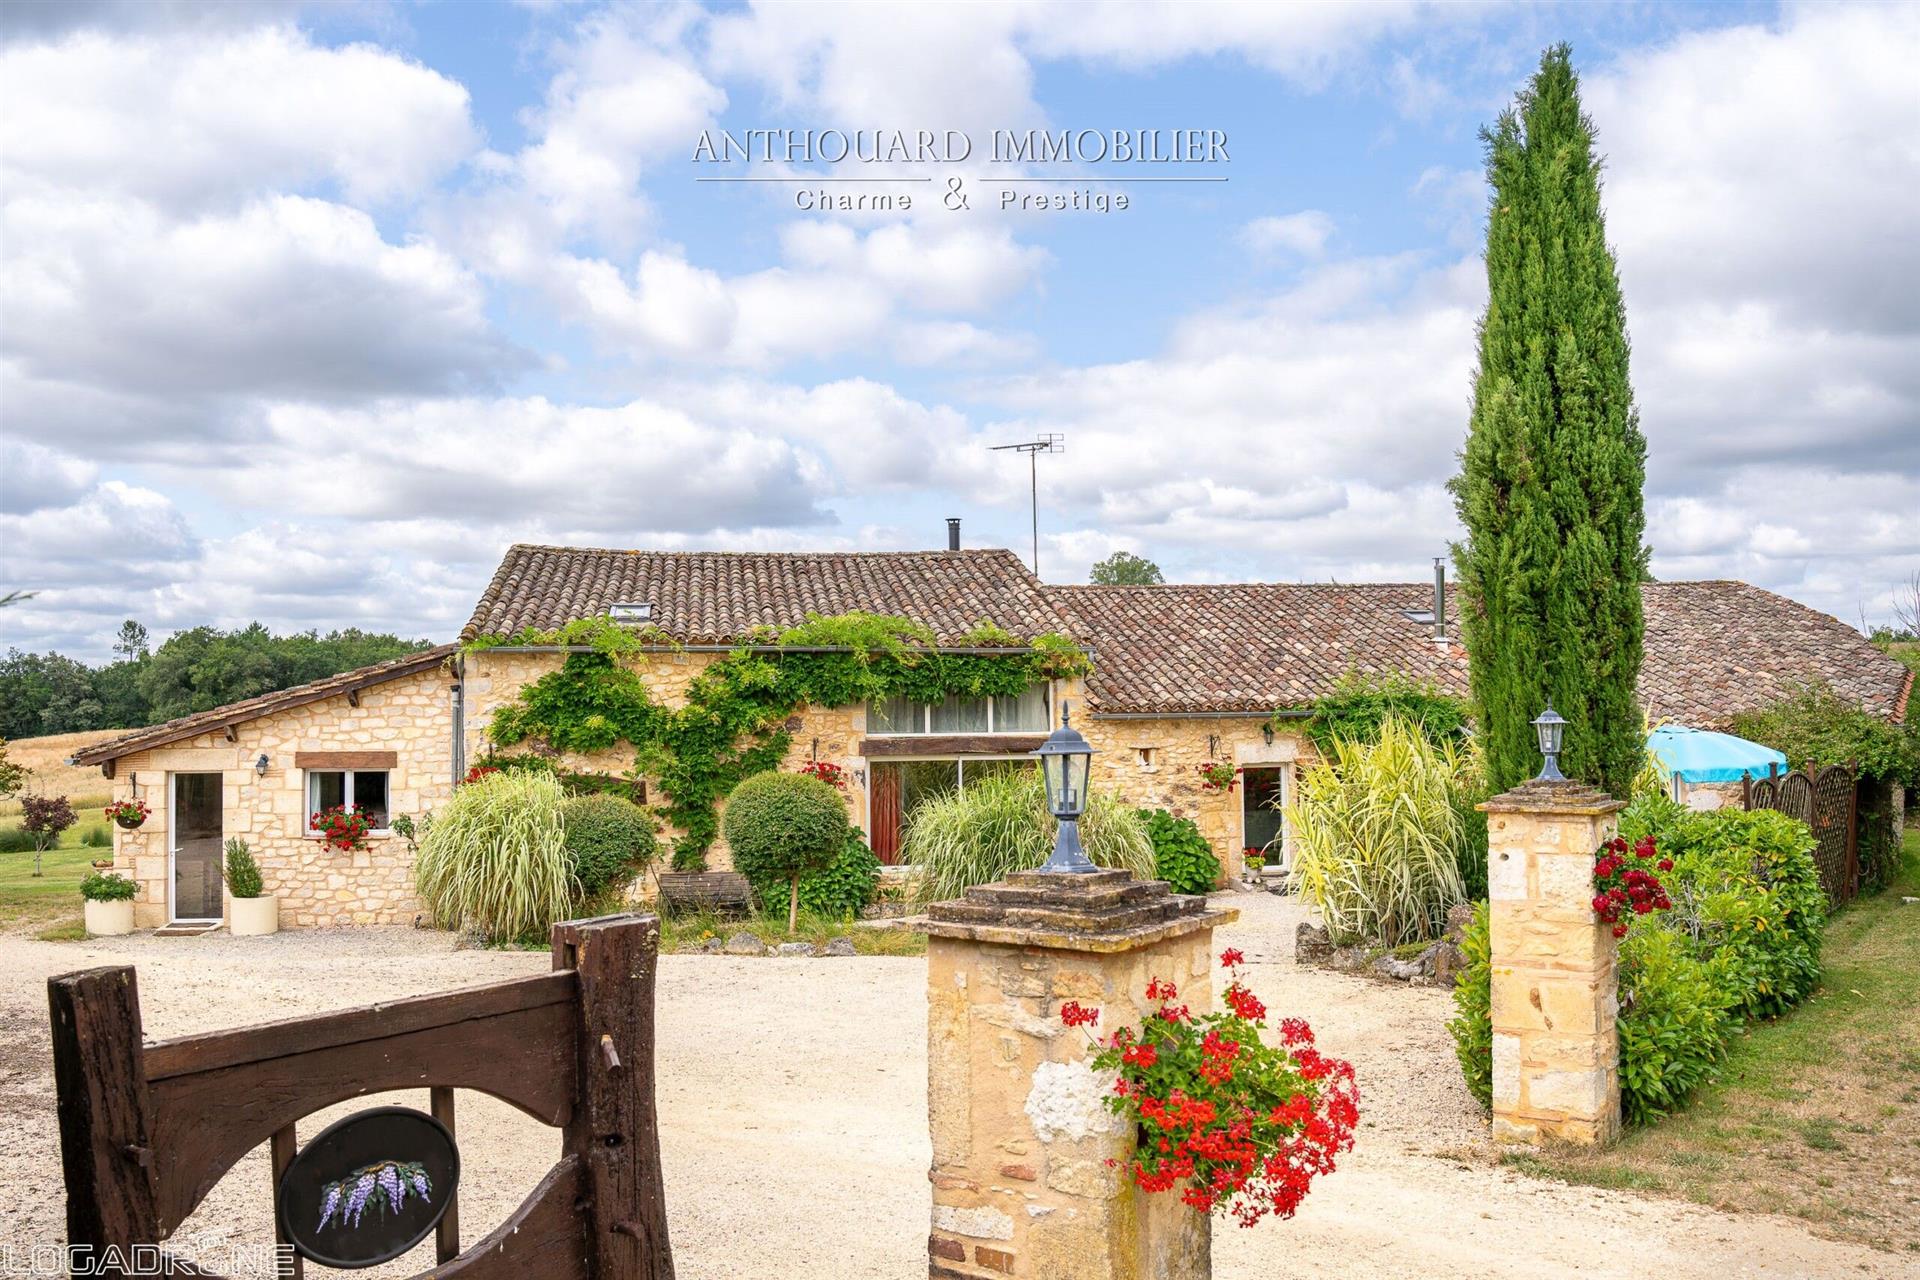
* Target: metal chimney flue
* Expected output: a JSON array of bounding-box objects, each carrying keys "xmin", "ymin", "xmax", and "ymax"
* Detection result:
[
  {"xmin": 1433, "ymin": 557, "xmax": 1447, "ymax": 646},
  {"xmin": 946, "ymin": 518, "xmax": 961, "ymax": 551}
]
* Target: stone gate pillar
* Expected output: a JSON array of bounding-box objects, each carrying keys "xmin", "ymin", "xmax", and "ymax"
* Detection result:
[
  {"xmin": 919, "ymin": 870, "xmax": 1236, "ymax": 1279},
  {"xmin": 1482, "ymin": 779, "xmax": 1627, "ymax": 1146}
]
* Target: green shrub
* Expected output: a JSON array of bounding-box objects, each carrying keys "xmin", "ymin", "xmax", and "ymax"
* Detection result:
[
  {"xmin": 0, "ymin": 825, "xmax": 34, "ymax": 854},
  {"xmin": 561, "ymin": 794, "xmax": 657, "ymax": 901},
  {"xmin": 1137, "ymin": 808, "xmax": 1221, "ymax": 895},
  {"xmin": 787, "ymin": 832, "xmax": 883, "ymax": 920},
  {"xmin": 1299, "ymin": 671, "xmax": 1470, "ymax": 756},
  {"xmin": 1617, "ymin": 926, "xmax": 1737, "ymax": 1124},
  {"xmin": 904, "ymin": 770, "xmax": 1153, "ymax": 905},
  {"xmin": 1285, "ymin": 716, "xmax": 1470, "ymax": 945},
  {"xmin": 1447, "ymin": 900, "xmax": 1493, "ymax": 1111},
  {"xmin": 80, "ymin": 871, "xmax": 137, "ymax": 902},
  {"xmin": 79, "ymin": 824, "xmax": 112, "ymax": 848},
  {"xmin": 722, "ymin": 771, "xmax": 851, "ymax": 931},
  {"xmin": 416, "ymin": 771, "xmax": 575, "ymax": 941},
  {"xmin": 1727, "ymin": 679, "xmax": 1919, "ymax": 787},
  {"xmin": 222, "ymin": 838, "xmax": 265, "ymax": 899},
  {"xmin": 1620, "ymin": 802, "xmax": 1825, "ymax": 1019}
]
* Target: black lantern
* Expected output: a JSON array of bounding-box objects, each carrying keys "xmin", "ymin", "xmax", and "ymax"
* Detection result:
[
  {"xmin": 1032, "ymin": 702, "xmax": 1096, "ymax": 873},
  {"xmin": 1531, "ymin": 701, "xmax": 1568, "ymax": 782}
]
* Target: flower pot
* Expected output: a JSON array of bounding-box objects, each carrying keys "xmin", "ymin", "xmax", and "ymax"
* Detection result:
[
  {"xmin": 229, "ymin": 895, "xmax": 280, "ymax": 936},
  {"xmin": 84, "ymin": 899, "xmax": 135, "ymax": 936}
]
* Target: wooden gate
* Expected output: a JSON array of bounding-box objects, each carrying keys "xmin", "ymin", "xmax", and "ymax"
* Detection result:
[
  {"xmin": 1744, "ymin": 763, "xmax": 1860, "ymax": 907},
  {"xmin": 48, "ymin": 913, "xmax": 673, "ymax": 1280}
]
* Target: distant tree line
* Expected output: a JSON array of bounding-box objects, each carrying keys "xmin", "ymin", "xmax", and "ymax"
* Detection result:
[{"xmin": 0, "ymin": 621, "xmax": 432, "ymax": 738}]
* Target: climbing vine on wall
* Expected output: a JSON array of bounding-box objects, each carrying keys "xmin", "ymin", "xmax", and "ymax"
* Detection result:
[{"xmin": 469, "ymin": 612, "xmax": 1090, "ymax": 870}]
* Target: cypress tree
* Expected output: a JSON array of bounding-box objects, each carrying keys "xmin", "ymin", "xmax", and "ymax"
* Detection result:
[{"xmin": 1451, "ymin": 44, "xmax": 1649, "ymax": 798}]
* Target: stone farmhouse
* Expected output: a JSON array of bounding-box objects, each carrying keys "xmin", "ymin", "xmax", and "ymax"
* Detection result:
[{"xmin": 71, "ymin": 540, "xmax": 1912, "ymax": 931}]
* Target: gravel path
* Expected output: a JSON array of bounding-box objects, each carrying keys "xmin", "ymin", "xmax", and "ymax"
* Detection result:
[{"xmin": 1, "ymin": 893, "xmax": 1906, "ymax": 1279}]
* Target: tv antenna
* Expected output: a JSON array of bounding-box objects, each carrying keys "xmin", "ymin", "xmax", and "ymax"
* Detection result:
[{"xmin": 991, "ymin": 434, "xmax": 1064, "ymax": 576}]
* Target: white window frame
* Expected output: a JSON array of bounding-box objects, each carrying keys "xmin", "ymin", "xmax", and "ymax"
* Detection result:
[
  {"xmin": 868, "ymin": 684, "xmax": 1052, "ymax": 736},
  {"xmin": 305, "ymin": 768, "xmax": 393, "ymax": 837}
]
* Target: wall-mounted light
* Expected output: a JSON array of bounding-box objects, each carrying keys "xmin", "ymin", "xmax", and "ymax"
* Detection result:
[
  {"xmin": 255, "ymin": 753, "xmax": 270, "ymax": 778},
  {"xmin": 1262, "ymin": 723, "xmax": 1275, "ymax": 747},
  {"xmin": 1207, "ymin": 734, "xmax": 1219, "ymax": 759}
]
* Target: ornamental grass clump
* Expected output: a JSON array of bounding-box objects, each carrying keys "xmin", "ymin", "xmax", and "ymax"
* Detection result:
[
  {"xmin": 722, "ymin": 771, "xmax": 851, "ymax": 932},
  {"xmin": 1284, "ymin": 716, "xmax": 1470, "ymax": 946},
  {"xmin": 416, "ymin": 771, "xmax": 574, "ymax": 941},
  {"xmin": 904, "ymin": 770, "xmax": 1153, "ymax": 905},
  {"xmin": 1058, "ymin": 949, "xmax": 1358, "ymax": 1226}
]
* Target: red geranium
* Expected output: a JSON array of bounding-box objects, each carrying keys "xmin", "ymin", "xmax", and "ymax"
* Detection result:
[
  {"xmin": 1062, "ymin": 951, "xmax": 1358, "ymax": 1227},
  {"xmin": 461, "ymin": 764, "xmax": 501, "ymax": 786},
  {"xmin": 799, "ymin": 760, "xmax": 847, "ymax": 790},
  {"xmin": 312, "ymin": 805, "xmax": 372, "ymax": 852},
  {"xmin": 1196, "ymin": 762, "xmax": 1239, "ymax": 792},
  {"xmin": 1591, "ymin": 834, "xmax": 1672, "ymax": 937}
]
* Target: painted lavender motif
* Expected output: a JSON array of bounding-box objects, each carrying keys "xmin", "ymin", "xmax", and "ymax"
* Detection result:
[{"xmin": 316, "ymin": 1159, "xmax": 433, "ymax": 1232}]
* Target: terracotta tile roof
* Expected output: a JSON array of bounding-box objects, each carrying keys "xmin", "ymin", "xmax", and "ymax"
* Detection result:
[
  {"xmin": 68, "ymin": 644, "xmax": 458, "ymax": 766},
  {"xmin": 1638, "ymin": 581, "xmax": 1910, "ymax": 727},
  {"xmin": 461, "ymin": 544, "xmax": 1071, "ymax": 646},
  {"xmin": 1048, "ymin": 583, "xmax": 1467, "ymax": 716},
  {"xmin": 1047, "ymin": 580, "xmax": 1910, "ymax": 725}
]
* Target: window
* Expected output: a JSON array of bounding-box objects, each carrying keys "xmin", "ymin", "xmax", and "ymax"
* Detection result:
[
  {"xmin": 307, "ymin": 770, "xmax": 390, "ymax": 832},
  {"xmin": 1135, "ymin": 747, "xmax": 1157, "ymax": 769},
  {"xmin": 867, "ymin": 684, "xmax": 1049, "ymax": 735},
  {"xmin": 868, "ymin": 757, "xmax": 1038, "ymax": 863}
]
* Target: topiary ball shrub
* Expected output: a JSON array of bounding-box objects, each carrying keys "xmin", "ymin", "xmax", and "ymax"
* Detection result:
[
  {"xmin": 1138, "ymin": 808, "xmax": 1221, "ymax": 895},
  {"xmin": 722, "ymin": 771, "xmax": 851, "ymax": 931},
  {"xmin": 562, "ymin": 794, "xmax": 658, "ymax": 903}
]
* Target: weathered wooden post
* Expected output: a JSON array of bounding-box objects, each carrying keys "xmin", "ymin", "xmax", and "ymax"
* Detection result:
[
  {"xmin": 919, "ymin": 870, "xmax": 1236, "ymax": 1279},
  {"xmin": 1483, "ymin": 779, "xmax": 1626, "ymax": 1146}
]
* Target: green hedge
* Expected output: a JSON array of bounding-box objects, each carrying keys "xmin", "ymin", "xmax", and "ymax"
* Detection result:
[
  {"xmin": 1137, "ymin": 808, "xmax": 1220, "ymax": 895},
  {"xmin": 1450, "ymin": 798, "xmax": 1826, "ymax": 1124}
]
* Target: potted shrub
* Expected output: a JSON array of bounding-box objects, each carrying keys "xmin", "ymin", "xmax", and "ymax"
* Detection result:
[
  {"xmin": 103, "ymin": 797, "xmax": 151, "ymax": 830},
  {"xmin": 1243, "ymin": 846, "xmax": 1268, "ymax": 877},
  {"xmin": 81, "ymin": 871, "xmax": 137, "ymax": 936},
  {"xmin": 223, "ymin": 838, "xmax": 278, "ymax": 935}
]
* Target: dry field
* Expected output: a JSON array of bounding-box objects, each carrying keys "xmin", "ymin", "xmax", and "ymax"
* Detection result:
[
  {"xmin": 0, "ymin": 892, "xmax": 1900, "ymax": 1280},
  {"xmin": 1, "ymin": 728, "xmax": 123, "ymax": 817}
]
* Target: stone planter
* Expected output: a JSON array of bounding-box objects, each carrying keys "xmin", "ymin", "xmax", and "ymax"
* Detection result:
[
  {"xmin": 229, "ymin": 895, "xmax": 280, "ymax": 936},
  {"xmin": 84, "ymin": 899, "xmax": 135, "ymax": 936}
]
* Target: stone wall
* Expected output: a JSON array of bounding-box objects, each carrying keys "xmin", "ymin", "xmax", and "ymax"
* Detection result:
[
  {"xmin": 1069, "ymin": 688, "xmax": 1311, "ymax": 884},
  {"xmin": 462, "ymin": 649, "xmax": 871, "ymax": 874},
  {"xmin": 104, "ymin": 663, "xmax": 457, "ymax": 929}
]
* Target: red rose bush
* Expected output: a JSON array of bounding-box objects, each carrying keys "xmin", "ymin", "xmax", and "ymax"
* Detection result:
[
  {"xmin": 1591, "ymin": 834, "xmax": 1672, "ymax": 937},
  {"xmin": 1058, "ymin": 948, "xmax": 1358, "ymax": 1226}
]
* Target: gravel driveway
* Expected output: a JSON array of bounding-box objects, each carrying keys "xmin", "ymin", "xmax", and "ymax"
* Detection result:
[{"xmin": 0, "ymin": 892, "xmax": 1903, "ymax": 1279}]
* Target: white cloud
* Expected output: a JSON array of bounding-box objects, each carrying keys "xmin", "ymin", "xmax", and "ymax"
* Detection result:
[
  {"xmin": 0, "ymin": 438, "xmax": 98, "ymax": 514},
  {"xmin": 0, "ymin": 479, "xmax": 197, "ymax": 586},
  {"xmin": 0, "ymin": 194, "xmax": 522, "ymax": 413},
  {"xmin": 0, "ymin": 24, "xmax": 477, "ymax": 211},
  {"xmin": 1239, "ymin": 211, "xmax": 1335, "ymax": 261}
]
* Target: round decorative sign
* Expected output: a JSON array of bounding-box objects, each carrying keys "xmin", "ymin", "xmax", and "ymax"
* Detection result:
[{"xmin": 276, "ymin": 1106, "xmax": 460, "ymax": 1269}]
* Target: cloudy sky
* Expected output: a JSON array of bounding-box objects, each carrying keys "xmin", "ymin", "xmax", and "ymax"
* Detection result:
[{"xmin": 2, "ymin": 0, "xmax": 1916, "ymax": 661}]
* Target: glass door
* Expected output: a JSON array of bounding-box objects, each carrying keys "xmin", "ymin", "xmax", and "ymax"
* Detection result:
[
  {"xmin": 1241, "ymin": 766, "xmax": 1288, "ymax": 868},
  {"xmin": 172, "ymin": 772, "xmax": 224, "ymax": 920}
]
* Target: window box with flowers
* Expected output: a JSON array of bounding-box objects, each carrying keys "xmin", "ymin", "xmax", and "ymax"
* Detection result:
[
  {"xmin": 306, "ymin": 768, "xmax": 388, "ymax": 848},
  {"xmin": 1057, "ymin": 949, "xmax": 1358, "ymax": 1226},
  {"xmin": 312, "ymin": 806, "xmax": 374, "ymax": 852}
]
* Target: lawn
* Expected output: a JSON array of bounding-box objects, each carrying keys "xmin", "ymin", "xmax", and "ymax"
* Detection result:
[
  {"xmin": 1510, "ymin": 825, "xmax": 1920, "ymax": 1254},
  {"xmin": 0, "ymin": 843, "xmax": 100, "ymax": 936}
]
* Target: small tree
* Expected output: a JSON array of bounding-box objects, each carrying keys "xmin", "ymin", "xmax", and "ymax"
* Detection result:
[
  {"xmin": 113, "ymin": 620, "xmax": 150, "ymax": 661},
  {"xmin": 21, "ymin": 794, "xmax": 77, "ymax": 876},
  {"xmin": 722, "ymin": 771, "xmax": 850, "ymax": 932},
  {"xmin": 1090, "ymin": 551, "xmax": 1164, "ymax": 585},
  {"xmin": 0, "ymin": 739, "xmax": 28, "ymax": 800}
]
